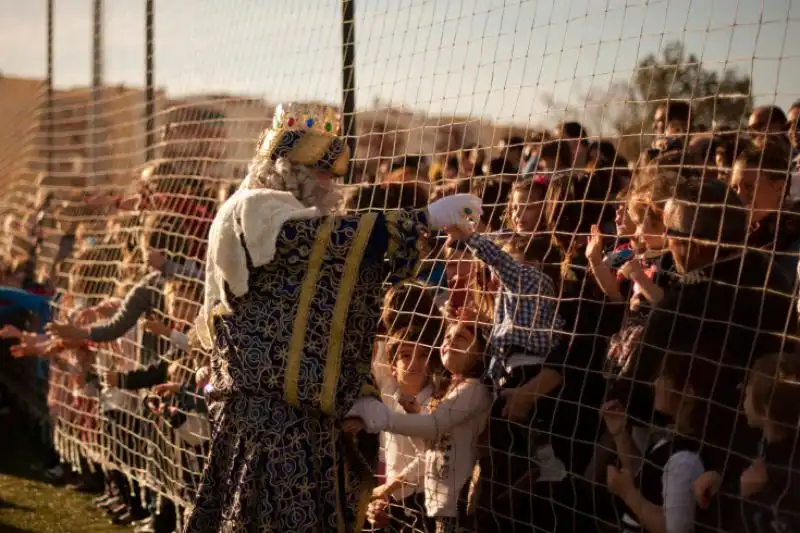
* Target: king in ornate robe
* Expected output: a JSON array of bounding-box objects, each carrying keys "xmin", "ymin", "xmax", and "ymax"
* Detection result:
[{"xmin": 185, "ymin": 206, "xmax": 430, "ymax": 533}]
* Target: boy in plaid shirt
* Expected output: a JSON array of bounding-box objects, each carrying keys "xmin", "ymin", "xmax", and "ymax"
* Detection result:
[
  {"xmin": 447, "ymin": 225, "xmax": 573, "ymax": 533},
  {"xmin": 445, "ymin": 225, "xmax": 564, "ymax": 389}
]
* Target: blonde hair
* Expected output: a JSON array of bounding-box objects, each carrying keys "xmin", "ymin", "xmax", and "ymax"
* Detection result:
[{"xmin": 627, "ymin": 165, "xmax": 682, "ymax": 225}]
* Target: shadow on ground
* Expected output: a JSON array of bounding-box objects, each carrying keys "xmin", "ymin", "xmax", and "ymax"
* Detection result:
[{"xmin": 0, "ymin": 404, "xmax": 134, "ymax": 533}]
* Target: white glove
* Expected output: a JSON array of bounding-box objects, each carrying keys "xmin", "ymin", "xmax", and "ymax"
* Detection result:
[
  {"xmin": 345, "ymin": 397, "xmax": 390, "ymax": 433},
  {"xmin": 426, "ymin": 194, "xmax": 483, "ymax": 230}
]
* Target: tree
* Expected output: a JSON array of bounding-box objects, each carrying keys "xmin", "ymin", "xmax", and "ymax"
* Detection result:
[{"xmin": 544, "ymin": 40, "xmax": 753, "ymax": 161}]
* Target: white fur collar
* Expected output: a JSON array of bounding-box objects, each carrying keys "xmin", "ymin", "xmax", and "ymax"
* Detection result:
[{"xmin": 196, "ymin": 188, "xmax": 319, "ymax": 349}]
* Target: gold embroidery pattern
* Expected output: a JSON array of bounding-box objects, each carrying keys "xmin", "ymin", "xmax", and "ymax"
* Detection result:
[
  {"xmin": 320, "ymin": 213, "xmax": 377, "ymax": 415},
  {"xmin": 284, "ymin": 217, "xmax": 334, "ymax": 406},
  {"xmin": 185, "ymin": 211, "xmax": 431, "ymax": 533},
  {"xmin": 385, "ymin": 211, "xmax": 400, "ymax": 259}
]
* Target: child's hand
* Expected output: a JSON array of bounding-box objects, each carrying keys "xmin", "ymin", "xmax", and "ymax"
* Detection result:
[
  {"xmin": 586, "ymin": 224, "xmax": 605, "ymax": 262},
  {"xmin": 141, "ymin": 318, "xmax": 172, "ymax": 338},
  {"xmin": 0, "ymin": 325, "xmax": 23, "ymax": 339},
  {"xmin": 445, "ymin": 224, "xmax": 475, "ymax": 242},
  {"xmin": 145, "ymin": 395, "xmax": 161, "ymax": 412},
  {"xmin": 195, "ymin": 366, "xmax": 211, "ymax": 390},
  {"xmin": 366, "ymin": 499, "xmax": 391, "ymax": 528},
  {"xmin": 58, "ymin": 337, "xmax": 87, "ymax": 350},
  {"xmin": 105, "ymin": 371, "xmax": 120, "ymax": 388},
  {"xmin": 152, "ymin": 382, "xmax": 181, "ymax": 398},
  {"xmin": 398, "ymin": 393, "xmax": 420, "ymax": 414},
  {"xmin": 46, "ymin": 322, "xmax": 89, "ymax": 341},
  {"xmin": 606, "ymin": 465, "xmax": 635, "ymax": 498},
  {"xmin": 693, "ymin": 470, "xmax": 721, "ymax": 508},
  {"xmin": 500, "ymin": 388, "xmax": 535, "ymax": 422},
  {"xmin": 147, "ymin": 250, "xmax": 166, "ymax": 270},
  {"xmin": 618, "ymin": 259, "xmax": 643, "ymax": 280},
  {"xmin": 96, "ymin": 299, "xmax": 121, "ymax": 317},
  {"xmin": 73, "ymin": 308, "xmax": 98, "ymax": 327},
  {"xmin": 371, "ymin": 483, "xmax": 393, "ymax": 501},
  {"xmin": 741, "ymin": 458, "xmax": 768, "ymax": 498},
  {"xmin": 342, "ymin": 417, "xmax": 365, "ymax": 434},
  {"xmin": 600, "ymin": 400, "xmax": 627, "ymax": 437},
  {"xmin": 10, "ymin": 340, "xmax": 44, "ymax": 358}
]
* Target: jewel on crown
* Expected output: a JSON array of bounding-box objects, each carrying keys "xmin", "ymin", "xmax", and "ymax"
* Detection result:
[{"xmin": 271, "ymin": 103, "xmax": 341, "ymax": 136}]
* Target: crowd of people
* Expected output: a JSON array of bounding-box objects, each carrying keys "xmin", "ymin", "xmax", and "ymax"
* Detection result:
[{"xmin": 1, "ymin": 97, "xmax": 800, "ymax": 533}]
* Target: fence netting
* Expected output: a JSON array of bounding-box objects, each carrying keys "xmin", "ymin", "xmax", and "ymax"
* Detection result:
[{"xmin": 1, "ymin": 0, "xmax": 800, "ymax": 532}]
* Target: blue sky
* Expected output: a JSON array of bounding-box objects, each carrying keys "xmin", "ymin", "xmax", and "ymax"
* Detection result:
[{"xmin": 1, "ymin": 0, "xmax": 799, "ymax": 124}]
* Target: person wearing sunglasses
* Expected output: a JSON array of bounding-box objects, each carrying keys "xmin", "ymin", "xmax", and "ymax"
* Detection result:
[{"xmin": 639, "ymin": 177, "xmax": 797, "ymax": 530}]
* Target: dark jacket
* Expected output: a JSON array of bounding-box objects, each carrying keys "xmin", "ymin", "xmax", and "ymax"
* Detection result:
[
  {"xmin": 639, "ymin": 251, "xmax": 796, "ymax": 476},
  {"xmin": 747, "ymin": 201, "xmax": 800, "ymax": 287}
]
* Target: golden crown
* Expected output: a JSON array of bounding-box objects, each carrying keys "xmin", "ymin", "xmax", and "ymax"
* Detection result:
[
  {"xmin": 257, "ymin": 103, "xmax": 349, "ymax": 176},
  {"xmin": 271, "ymin": 103, "xmax": 342, "ymax": 134}
]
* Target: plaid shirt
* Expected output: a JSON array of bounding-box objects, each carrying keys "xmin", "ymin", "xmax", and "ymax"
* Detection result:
[{"xmin": 466, "ymin": 233, "xmax": 564, "ymax": 382}]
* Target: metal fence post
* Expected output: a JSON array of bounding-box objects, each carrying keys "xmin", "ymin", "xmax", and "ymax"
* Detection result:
[
  {"xmin": 45, "ymin": 0, "xmax": 54, "ymax": 178},
  {"xmin": 341, "ymin": 0, "xmax": 357, "ymax": 183},
  {"xmin": 90, "ymin": 0, "xmax": 104, "ymax": 187},
  {"xmin": 145, "ymin": 0, "xmax": 156, "ymax": 163}
]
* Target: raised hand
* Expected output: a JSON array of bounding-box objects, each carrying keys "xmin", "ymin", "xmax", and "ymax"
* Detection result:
[
  {"xmin": 397, "ymin": 393, "xmax": 420, "ymax": 414},
  {"xmin": 141, "ymin": 318, "xmax": 172, "ymax": 338},
  {"xmin": 0, "ymin": 325, "xmax": 23, "ymax": 339},
  {"xmin": 600, "ymin": 399, "xmax": 627, "ymax": 437},
  {"xmin": 152, "ymin": 382, "xmax": 181, "ymax": 398},
  {"xmin": 73, "ymin": 307, "xmax": 99, "ymax": 327},
  {"xmin": 606, "ymin": 464, "xmax": 635, "ymax": 498},
  {"xmin": 740, "ymin": 458, "xmax": 768, "ymax": 498},
  {"xmin": 366, "ymin": 499, "xmax": 390, "ymax": 529},
  {"xmin": 693, "ymin": 470, "xmax": 721, "ymax": 508},
  {"xmin": 618, "ymin": 257, "xmax": 643, "ymax": 280},
  {"xmin": 46, "ymin": 322, "xmax": 89, "ymax": 341},
  {"xmin": 586, "ymin": 224, "xmax": 605, "ymax": 262},
  {"xmin": 445, "ymin": 224, "xmax": 475, "ymax": 242},
  {"xmin": 342, "ymin": 417, "xmax": 365, "ymax": 434}
]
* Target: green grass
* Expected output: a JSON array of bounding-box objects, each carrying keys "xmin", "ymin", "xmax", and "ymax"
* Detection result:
[
  {"xmin": 0, "ymin": 473, "xmax": 134, "ymax": 533},
  {"xmin": 0, "ymin": 414, "xmax": 134, "ymax": 533}
]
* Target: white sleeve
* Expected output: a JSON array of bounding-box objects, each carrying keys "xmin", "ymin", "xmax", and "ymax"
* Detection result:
[
  {"xmin": 662, "ymin": 451, "xmax": 705, "ymax": 533},
  {"xmin": 346, "ymin": 397, "xmax": 391, "ymax": 433},
  {"xmin": 395, "ymin": 456, "xmax": 423, "ymax": 492},
  {"xmin": 386, "ymin": 381, "xmax": 491, "ymax": 440}
]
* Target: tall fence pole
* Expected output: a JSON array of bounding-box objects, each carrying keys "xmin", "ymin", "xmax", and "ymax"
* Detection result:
[
  {"xmin": 45, "ymin": 0, "xmax": 54, "ymax": 177},
  {"xmin": 341, "ymin": 0, "xmax": 357, "ymax": 183},
  {"xmin": 145, "ymin": 0, "xmax": 156, "ymax": 163},
  {"xmin": 89, "ymin": 0, "xmax": 104, "ymax": 187}
]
